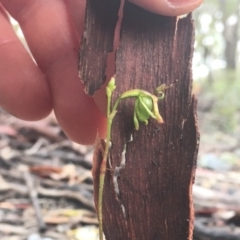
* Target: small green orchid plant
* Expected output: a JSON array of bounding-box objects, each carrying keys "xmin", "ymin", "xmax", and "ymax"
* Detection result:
[{"xmin": 98, "ymin": 76, "xmax": 169, "ymax": 240}]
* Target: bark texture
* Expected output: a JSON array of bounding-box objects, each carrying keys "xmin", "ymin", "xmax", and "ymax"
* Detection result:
[
  {"xmin": 82, "ymin": 1, "xmax": 200, "ymax": 239},
  {"xmin": 78, "ymin": 0, "xmax": 120, "ymax": 95}
]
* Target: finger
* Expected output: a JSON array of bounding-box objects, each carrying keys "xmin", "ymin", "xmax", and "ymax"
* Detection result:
[
  {"xmin": 129, "ymin": 0, "xmax": 203, "ymax": 16},
  {"xmin": 65, "ymin": 0, "xmax": 86, "ymax": 36},
  {"xmin": 1, "ymin": 0, "xmax": 106, "ymax": 144},
  {"xmin": 0, "ymin": 4, "xmax": 52, "ymax": 120}
]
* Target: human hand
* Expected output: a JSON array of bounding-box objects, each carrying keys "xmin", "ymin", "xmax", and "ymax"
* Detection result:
[{"xmin": 0, "ymin": 0, "xmax": 202, "ymax": 145}]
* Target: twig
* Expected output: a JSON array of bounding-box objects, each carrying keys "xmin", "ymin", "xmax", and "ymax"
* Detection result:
[
  {"xmin": 0, "ymin": 175, "xmax": 95, "ymax": 209},
  {"xmin": 22, "ymin": 167, "xmax": 47, "ymax": 232},
  {"xmin": 194, "ymin": 217, "xmax": 240, "ymax": 240}
]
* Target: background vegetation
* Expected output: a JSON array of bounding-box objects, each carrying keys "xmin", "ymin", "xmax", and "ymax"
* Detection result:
[{"xmin": 193, "ymin": 0, "xmax": 240, "ymax": 170}]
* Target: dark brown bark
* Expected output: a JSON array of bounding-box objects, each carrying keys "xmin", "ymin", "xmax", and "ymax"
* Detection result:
[
  {"xmin": 81, "ymin": 1, "xmax": 199, "ymax": 239},
  {"xmin": 78, "ymin": 0, "xmax": 120, "ymax": 95}
]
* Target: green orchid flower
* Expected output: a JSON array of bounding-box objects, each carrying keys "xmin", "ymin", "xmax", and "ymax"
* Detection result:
[{"xmin": 111, "ymin": 78, "xmax": 165, "ymax": 130}]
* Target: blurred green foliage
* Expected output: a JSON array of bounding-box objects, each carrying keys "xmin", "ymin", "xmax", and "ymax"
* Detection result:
[
  {"xmin": 193, "ymin": 0, "xmax": 240, "ymax": 135},
  {"xmin": 197, "ymin": 68, "xmax": 240, "ymax": 133}
]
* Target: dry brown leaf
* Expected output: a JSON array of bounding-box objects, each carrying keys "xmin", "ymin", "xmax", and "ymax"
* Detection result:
[
  {"xmin": 29, "ymin": 165, "xmax": 62, "ymax": 177},
  {"xmin": 44, "ymin": 209, "xmax": 96, "ymax": 225}
]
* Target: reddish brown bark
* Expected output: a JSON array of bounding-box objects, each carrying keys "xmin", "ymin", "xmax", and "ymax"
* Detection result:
[
  {"xmin": 82, "ymin": 1, "xmax": 199, "ymax": 239},
  {"xmin": 79, "ymin": 0, "xmax": 120, "ymax": 95}
]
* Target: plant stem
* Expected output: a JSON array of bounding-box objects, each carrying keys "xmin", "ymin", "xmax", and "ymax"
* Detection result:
[
  {"xmin": 98, "ymin": 124, "xmax": 110, "ymax": 240},
  {"xmin": 98, "ymin": 91, "xmax": 120, "ymax": 240}
]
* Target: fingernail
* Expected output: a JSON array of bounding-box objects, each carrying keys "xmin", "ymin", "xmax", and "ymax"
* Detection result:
[{"xmin": 166, "ymin": 0, "xmax": 202, "ymax": 7}]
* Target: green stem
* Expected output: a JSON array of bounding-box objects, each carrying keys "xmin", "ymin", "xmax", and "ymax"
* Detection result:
[
  {"xmin": 98, "ymin": 93, "xmax": 121, "ymax": 240},
  {"xmin": 111, "ymin": 97, "xmax": 121, "ymax": 114}
]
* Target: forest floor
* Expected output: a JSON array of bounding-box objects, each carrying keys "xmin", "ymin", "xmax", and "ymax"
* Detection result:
[{"xmin": 0, "ymin": 106, "xmax": 240, "ymax": 240}]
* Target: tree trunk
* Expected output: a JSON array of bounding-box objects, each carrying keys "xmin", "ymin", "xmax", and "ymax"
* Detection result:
[
  {"xmin": 219, "ymin": 0, "xmax": 239, "ymax": 70},
  {"xmin": 79, "ymin": 1, "xmax": 200, "ymax": 239}
]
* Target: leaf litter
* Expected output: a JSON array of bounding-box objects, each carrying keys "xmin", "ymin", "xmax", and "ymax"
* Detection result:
[
  {"xmin": 0, "ymin": 108, "xmax": 99, "ymax": 240},
  {"xmin": 1, "ymin": 105, "xmax": 240, "ymax": 240}
]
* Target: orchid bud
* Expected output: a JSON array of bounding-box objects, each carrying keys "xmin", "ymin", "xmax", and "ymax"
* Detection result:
[{"xmin": 106, "ymin": 77, "xmax": 116, "ymax": 98}]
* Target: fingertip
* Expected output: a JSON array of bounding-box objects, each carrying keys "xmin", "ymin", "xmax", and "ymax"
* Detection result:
[
  {"xmin": 55, "ymin": 98, "xmax": 107, "ymax": 145},
  {"xmin": 0, "ymin": 43, "xmax": 52, "ymax": 121}
]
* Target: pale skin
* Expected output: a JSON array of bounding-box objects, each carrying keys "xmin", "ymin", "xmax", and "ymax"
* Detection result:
[{"xmin": 0, "ymin": 0, "xmax": 202, "ymax": 145}]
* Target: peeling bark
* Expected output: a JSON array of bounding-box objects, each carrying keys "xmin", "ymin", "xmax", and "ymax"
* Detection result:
[
  {"xmin": 81, "ymin": 1, "xmax": 199, "ymax": 239},
  {"xmin": 78, "ymin": 0, "xmax": 120, "ymax": 95}
]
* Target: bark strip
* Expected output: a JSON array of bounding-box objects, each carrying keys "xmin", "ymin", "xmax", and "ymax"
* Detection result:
[
  {"xmin": 85, "ymin": 1, "xmax": 199, "ymax": 240},
  {"xmin": 101, "ymin": 3, "xmax": 199, "ymax": 240},
  {"xmin": 78, "ymin": 0, "xmax": 120, "ymax": 95}
]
